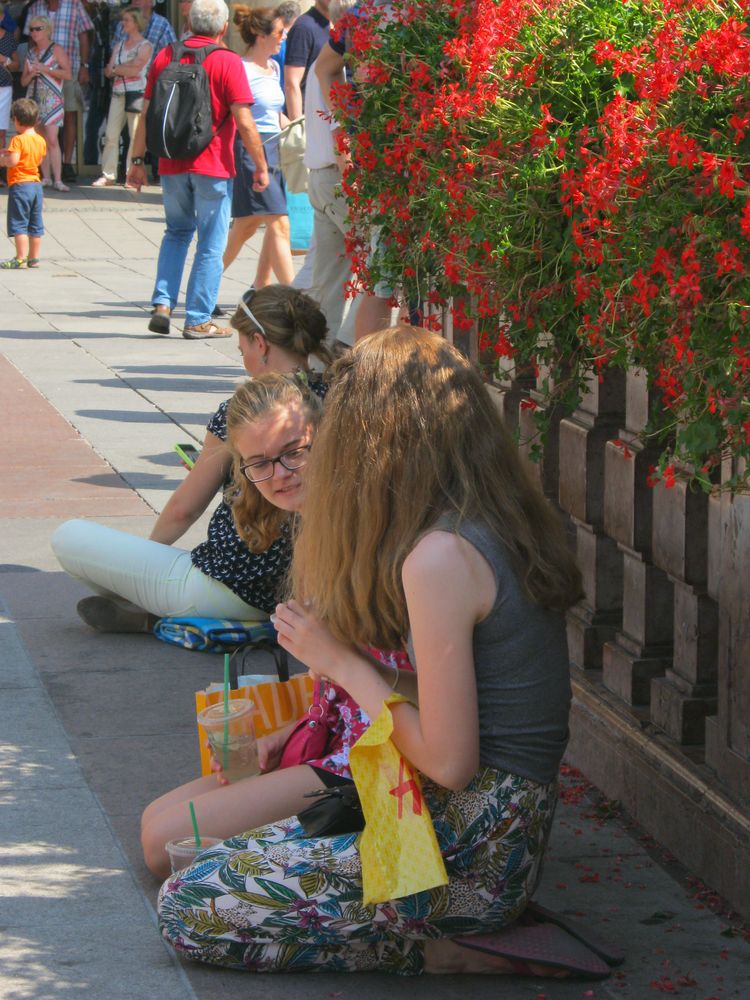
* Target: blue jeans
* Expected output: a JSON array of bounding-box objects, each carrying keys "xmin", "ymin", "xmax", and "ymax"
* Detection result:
[{"xmin": 152, "ymin": 173, "xmax": 233, "ymax": 327}]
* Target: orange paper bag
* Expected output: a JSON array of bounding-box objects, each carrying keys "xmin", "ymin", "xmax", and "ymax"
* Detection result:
[{"xmin": 195, "ymin": 674, "xmax": 313, "ymax": 776}]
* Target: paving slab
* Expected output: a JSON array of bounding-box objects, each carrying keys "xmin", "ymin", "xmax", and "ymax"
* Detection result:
[{"xmin": 1, "ymin": 185, "xmax": 748, "ymax": 1000}]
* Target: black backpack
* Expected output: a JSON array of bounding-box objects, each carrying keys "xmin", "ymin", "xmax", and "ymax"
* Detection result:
[{"xmin": 146, "ymin": 42, "xmax": 225, "ymax": 160}]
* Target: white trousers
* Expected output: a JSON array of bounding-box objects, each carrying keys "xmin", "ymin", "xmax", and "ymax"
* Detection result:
[
  {"xmin": 51, "ymin": 520, "xmax": 267, "ymax": 620},
  {"xmin": 100, "ymin": 94, "xmax": 141, "ymax": 181}
]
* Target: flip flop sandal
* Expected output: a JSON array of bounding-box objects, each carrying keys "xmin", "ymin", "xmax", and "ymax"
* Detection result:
[
  {"xmin": 523, "ymin": 900, "xmax": 625, "ymax": 966},
  {"xmin": 27, "ymin": 258, "xmax": 41, "ymax": 269},
  {"xmin": 453, "ymin": 921, "xmax": 611, "ymax": 979},
  {"xmin": 0, "ymin": 257, "xmax": 27, "ymax": 269}
]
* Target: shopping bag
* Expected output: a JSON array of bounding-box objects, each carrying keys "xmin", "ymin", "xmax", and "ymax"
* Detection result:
[
  {"xmin": 195, "ymin": 674, "xmax": 313, "ymax": 776},
  {"xmin": 278, "ymin": 114, "xmax": 308, "ymax": 193},
  {"xmin": 288, "ymin": 190, "xmax": 314, "ymax": 251},
  {"xmin": 349, "ymin": 693, "xmax": 448, "ymax": 904}
]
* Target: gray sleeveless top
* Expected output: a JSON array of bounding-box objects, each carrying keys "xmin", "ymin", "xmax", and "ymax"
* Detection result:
[{"xmin": 410, "ymin": 515, "xmax": 571, "ymax": 786}]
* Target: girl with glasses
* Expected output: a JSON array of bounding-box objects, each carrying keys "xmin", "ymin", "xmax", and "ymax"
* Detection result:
[
  {"xmin": 139, "ymin": 368, "xmax": 413, "ymax": 879},
  {"xmin": 158, "ymin": 327, "xmax": 586, "ymax": 981},
  {"xmin": 52, "ymin": 286, "xmax": 332, "ymax": 634}
]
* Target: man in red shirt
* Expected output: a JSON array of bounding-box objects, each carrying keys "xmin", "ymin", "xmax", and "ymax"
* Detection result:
[{"xmin": 127, "ymin": 0, "xmax": 268, "ymax": 339}]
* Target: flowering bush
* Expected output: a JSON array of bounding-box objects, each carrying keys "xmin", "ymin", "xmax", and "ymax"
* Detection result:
[{"xmin": 332, "ymin": 0, "xmax": 750, "ymax": 490}]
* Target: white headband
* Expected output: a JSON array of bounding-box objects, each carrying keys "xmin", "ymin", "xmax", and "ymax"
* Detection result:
[{"xmin": 238, "ymin": 295, "xmax": 266, "ymax": 336}]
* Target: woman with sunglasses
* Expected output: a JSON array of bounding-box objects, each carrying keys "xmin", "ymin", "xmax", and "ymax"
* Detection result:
[
  {"xmin": 21, "ymin": 16, "xmax": 71, "ymax": 192},
  {"xmin": 51, "ymin": 286, "xmax": 333, "ymax": 633}
]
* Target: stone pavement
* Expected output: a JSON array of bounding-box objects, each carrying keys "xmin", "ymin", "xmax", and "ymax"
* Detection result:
[{"xmin": 1, "ymin": 185, "xmax": 748, "ymax": 1000}]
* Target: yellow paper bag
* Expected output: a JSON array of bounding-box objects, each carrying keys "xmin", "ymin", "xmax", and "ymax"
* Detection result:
[
  {"xmin": 195, "ymin": 675, "xmax": 313, "ymax": 776},
  {"xmin": 349, "ymin": 693, "xmax": 448, "ymax": 905}
]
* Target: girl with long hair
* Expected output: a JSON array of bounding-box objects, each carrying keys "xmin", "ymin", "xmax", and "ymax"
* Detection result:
[
  {"xmin": 52, "ymin": 286, "xmax": 332, "ymax": 633},
  {"xmin": 157, "ymin": 327, "xmax": 585, "ymax": 977}
]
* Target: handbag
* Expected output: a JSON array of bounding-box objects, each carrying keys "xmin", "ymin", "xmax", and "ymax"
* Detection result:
[
  {"xmin": 124, "ymin": 88, "xmax": 144, "ymax": 113},
  {"xmin": 277, "ymin": 679, "xmax": 334, "ymax": 769},
  {"xmin": 297, "ymin": 783, "xmax": 364, "ymax": 837}
]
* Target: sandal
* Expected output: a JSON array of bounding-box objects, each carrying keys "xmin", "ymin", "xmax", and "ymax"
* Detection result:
[
  {"xmin": 523, "ymin": 900, "xmax": 625, "ymax": 966},
  {"xmin": 452, "ymin": 922, "xmax": 611, "ymax": 979},
  {"xmin": 53, "ymin": 180, "xmax": 70, "ymax": 192},
  {"xmin": 27, "ymin": 258, "xmax": 41, "ymax": 269},
  {"xmin": 0, "ymin": 257, "xmax": 27, "ymax": 269},
  {"xmin": 91, "ymin": 175, "xmax": 115, "ymax": 188}
]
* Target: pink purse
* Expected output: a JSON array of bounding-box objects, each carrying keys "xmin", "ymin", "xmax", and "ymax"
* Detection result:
[{"xmin": 278, "ymin": 680, "xmax": 334, "ymax": 769}]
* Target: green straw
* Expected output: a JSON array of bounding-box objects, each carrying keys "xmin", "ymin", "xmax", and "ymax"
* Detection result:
[
  {"xmin": 223, "ymin": 653, "xmax": 230, "ymax": 772},
  {"xmin": 188, "ymin": 800, "xmax": 201, "ymax": 849}
]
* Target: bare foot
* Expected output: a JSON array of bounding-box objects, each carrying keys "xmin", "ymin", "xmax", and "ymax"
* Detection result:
[{"xmin": 423, "ymin": 938, "xmax": 569, "ymax": 977}]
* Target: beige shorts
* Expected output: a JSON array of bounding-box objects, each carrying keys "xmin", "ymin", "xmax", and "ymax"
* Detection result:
[{"xmin": 63, "ymin": 79, "xmax": 84, "ymax": 113}]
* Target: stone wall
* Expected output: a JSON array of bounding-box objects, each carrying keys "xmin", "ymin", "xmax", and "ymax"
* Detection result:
[{"xmin": 486, "ymin": 357, "xmax": 750, "ymax": 919}]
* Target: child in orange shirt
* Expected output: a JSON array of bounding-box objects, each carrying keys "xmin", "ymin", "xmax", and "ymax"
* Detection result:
[{"xmin": 0, "ymin": 98, "xmax": 47, "ymax": 269}]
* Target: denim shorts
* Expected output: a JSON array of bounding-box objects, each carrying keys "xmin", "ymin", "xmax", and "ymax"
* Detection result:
[{"xmin": 7, "ymin": 181, "xmax": 44, "ymax": 237}]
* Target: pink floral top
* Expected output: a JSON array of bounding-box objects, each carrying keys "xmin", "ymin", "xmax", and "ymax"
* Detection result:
[{"xmin": 309, "ymin": 648, "xmax": 413, "ymax": 779}]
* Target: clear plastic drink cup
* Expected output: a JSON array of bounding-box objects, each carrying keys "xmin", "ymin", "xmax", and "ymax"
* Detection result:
[
  {"xmin": 165, "ymin": 836, "xmax": 222, "ymax": 874},
  {"xmin": 197, "ymin": 698, "xmax": 259, "ymax": 782}
]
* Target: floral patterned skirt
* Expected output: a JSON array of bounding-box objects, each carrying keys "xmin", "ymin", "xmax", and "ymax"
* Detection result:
[{"xmin": 157, "ymin": 767, "xmax": 557, "ymax": 974}]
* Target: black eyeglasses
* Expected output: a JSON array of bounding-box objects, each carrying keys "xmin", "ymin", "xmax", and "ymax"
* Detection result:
[
  {"xmin": 29, "ymin": 25, "xmax": 45, "ymax": 31},
  {"xmin": 240, "ymin": 444, "xmax": 311, "ymax": 483}
]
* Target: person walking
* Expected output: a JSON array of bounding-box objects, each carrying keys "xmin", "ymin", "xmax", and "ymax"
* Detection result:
[
  {"xmin": 284, "ymin": 0, "xmax": 330, "ymax": 291},
  {"xmin": 222, "ymin": 5, "xmax": 294, "ymax": 286},
  {"xmin": 25, "ymin": 0, "xmax": 93, "ymax": 184},
  {"xmin": 301, "ymin": 0, "xmax": 358, "ymax": 344},
  {"xmin": 126, "ymin": 0, "xmax": 269, "ymax": 340},
  {"xmin": 91, "ymin": 5, "xmax": 151, "ymax": 187},
  {"xmin": 21, "ymin": 14, "xmax": 71, "ymax": 191}
]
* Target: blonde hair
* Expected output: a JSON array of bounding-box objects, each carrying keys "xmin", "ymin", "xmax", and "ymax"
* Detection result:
[
  {"xmin": 226, "ymin": 373, "xmax": 322, "ymax": 552},
  {"xmin": 232, "ymin": 285, "xmax": 334, "ymax": 369},
  {"xmin": 29, "ymin": 14, "xmax": 53, "ymax": 35},
  {"xmin": 121, "ymin": 6, "xmax": 147, "ymax": 32},
  {"xmin": 291, "ymin": 327, "xmax": 583, "ymax": 648}
]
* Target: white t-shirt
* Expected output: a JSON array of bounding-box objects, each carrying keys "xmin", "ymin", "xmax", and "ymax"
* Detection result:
[{"xmin": 303, "ymin": 56, "xmax": 337, "ymax": 169}]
